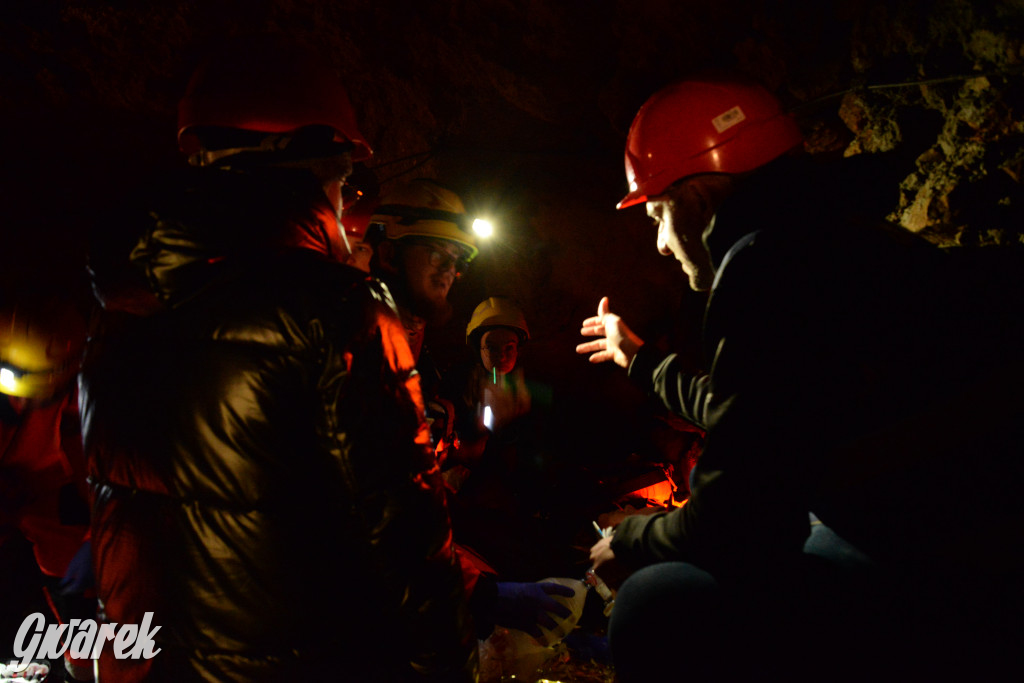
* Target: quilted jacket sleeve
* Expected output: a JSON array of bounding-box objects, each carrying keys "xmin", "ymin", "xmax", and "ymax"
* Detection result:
[{"xmin": 317, "ymin": 282, "xmax": 477, "ymax": 681}]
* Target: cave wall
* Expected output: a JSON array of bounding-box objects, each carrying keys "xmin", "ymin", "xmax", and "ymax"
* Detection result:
[{"xmin": 1, "ymin": 0, "xmax": 1022, "ymax": 461}]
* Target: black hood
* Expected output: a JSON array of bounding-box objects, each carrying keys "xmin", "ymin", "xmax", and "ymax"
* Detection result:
[
  {"xmin": 705, "ymin": 153, "xmax": 906, "ymax": 270},
  {"xmin": 89, "ymin": 165, "xmax": 345, "ymax": 313}
]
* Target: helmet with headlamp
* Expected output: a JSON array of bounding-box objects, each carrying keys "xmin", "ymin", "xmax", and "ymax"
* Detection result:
[
  {"xmin": 369, "ymin": 179, "xmax": 479, "ymax": 262},
  {"xmin": 0, "ymin": 298, "xmax": 87, "ymax": 400}
]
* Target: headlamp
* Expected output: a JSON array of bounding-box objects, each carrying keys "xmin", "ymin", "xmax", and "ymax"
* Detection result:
[
  {"xmin": 0, "ymin": 364, "xmax": 25, "ymax": 394},
  {"xmin": 471, "ymin": 218, "xmax": 494, "ymax": 238}
]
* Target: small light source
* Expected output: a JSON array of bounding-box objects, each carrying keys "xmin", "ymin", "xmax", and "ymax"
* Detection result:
[
  {"xmin": 629, "ymin": 180, "xmax": 638, "ymax": 192},
  {"xmin": 483, "ymin": 405, "xmax": 494, "ymax": 431},
  {"xmin": 0, "ymin": 367, "xmax": 17, "ymax": 392},
  {"xmin": 472, "ymin": 218, "xmax": 494, "ymax": 238}
]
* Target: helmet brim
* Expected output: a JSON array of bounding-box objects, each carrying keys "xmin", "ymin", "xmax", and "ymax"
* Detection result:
[
  {"xmin": 391, "ymin": 221, "xmax": 479, "ymax": 261},
  {"xmin": 616, "ymin": 191, "xmax": 647, "ymax": 210}
]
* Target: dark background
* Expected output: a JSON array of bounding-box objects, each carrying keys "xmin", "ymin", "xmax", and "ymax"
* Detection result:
[{"xmin": 2, "ymin": 0, "xmax": 1023, "ymax": 465}]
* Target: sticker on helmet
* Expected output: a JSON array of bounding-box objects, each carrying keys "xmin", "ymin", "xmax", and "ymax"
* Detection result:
[{"xmin": 712, "ymin": 106, "xmax": 746, "ymax": 133}]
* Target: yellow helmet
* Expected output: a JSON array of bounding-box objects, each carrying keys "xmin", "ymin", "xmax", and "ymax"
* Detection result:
[
  {"xmin": 0, "ymin": 298, "xmax": 87, "ymax": 399},
  {"xmin": 369, "ymin": 179, "xmax": 478, "ymax": 261},
  {"xmin": 466, "ymin": 296, "xmax": 529, "ymax": 344}
]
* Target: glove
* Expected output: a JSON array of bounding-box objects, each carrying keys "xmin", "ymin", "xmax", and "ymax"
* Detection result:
[
  {"xmin": 59, "ymin": 540, "xmax": 94, "ymax": 596},
  {"xmin": 493, "ymin": 581, "xmax": 575, "ymax": 638}
]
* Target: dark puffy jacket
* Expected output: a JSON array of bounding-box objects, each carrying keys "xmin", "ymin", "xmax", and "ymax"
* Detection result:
[{"xmin": 81, "ymin": 165, "xmax": 477, "ymax": 681}]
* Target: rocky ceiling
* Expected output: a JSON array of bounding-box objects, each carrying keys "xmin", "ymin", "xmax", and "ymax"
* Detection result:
[{"xmin": 2, "ymin": 0, "xmax": 1023, "ymax": 458}]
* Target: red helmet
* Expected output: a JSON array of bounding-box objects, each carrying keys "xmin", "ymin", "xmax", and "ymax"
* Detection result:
[
  {"xmin": 177, "ymin": 34, "xmax": 372, "ymax": 161},
  {"xmin": 617, "ymin": 77, "xmax": 803, "ymax": 209}
]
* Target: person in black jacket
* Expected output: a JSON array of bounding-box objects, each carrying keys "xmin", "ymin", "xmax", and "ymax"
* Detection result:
[
  {"xmin": 577, "ymin": 76, "xmax": 1024, "ymax": 681},
  {"xmin": 81, "ymin": 35, "xmax": 476, "ymax": 682}
]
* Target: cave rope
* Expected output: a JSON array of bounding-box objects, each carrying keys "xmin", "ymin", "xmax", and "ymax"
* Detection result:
[{"xmin": 794, "ymin": 63, "xmax": 1024, "ymax": 113}]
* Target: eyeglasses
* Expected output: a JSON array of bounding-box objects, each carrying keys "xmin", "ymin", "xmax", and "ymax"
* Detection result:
[
  {"xmin": 480, "ymin": 342, "xmax": 518, "ymax": 357},
  {"xmin": 411, "ymin": 241, "xmax": 470, "ymax": 277}
]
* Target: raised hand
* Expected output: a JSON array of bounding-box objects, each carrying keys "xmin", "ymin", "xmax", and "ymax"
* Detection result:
[{"xmin": 576, "ymin": 296, "xmax": 644, "ymax": 369}]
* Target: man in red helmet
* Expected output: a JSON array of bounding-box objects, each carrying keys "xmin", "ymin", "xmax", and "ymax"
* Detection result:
[
  {"xmin": 82, "ymin": 34, "xmax": 475, "ymax": 681},
  {"xmin": 578, "ymin": 76, "xmax": 1024, "ymax": 680}
]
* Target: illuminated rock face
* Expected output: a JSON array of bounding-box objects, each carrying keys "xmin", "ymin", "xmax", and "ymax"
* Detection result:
[{"xmin": 1, "ymin": 0, "xmax": 1021, "ymax": 456}]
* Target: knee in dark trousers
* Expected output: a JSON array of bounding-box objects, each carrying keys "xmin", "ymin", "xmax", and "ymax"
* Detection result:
[{"xmin": 609, "ymin": 562, "xmax": 728, "ymax": 682}]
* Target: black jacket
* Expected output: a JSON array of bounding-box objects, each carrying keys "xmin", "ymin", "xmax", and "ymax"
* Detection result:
[
  {"xmin": 81, "ymin": 165, "xmax": 477, "ymax": 681},
  {"xmin": 611, "ymin": 156, "xmax": 1024, "ymax": 581}
]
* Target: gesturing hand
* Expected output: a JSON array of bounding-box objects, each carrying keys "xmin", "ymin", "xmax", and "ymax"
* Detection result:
[{"xmin": 576, "ymin": 296, "xmax": 644, "ymax": 369}]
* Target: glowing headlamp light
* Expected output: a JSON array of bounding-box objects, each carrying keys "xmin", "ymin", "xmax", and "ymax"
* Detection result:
[
  {"xmin": 0, "ymin": 365, "xmax": 23, "ymax": 393},
  {"xmin": 471, "ymin": 218, "xmax": 494, "ymax": 238}
]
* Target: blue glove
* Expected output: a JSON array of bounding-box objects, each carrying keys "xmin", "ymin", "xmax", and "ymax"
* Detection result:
[
  {"xmin": 59, "ymin": 540, "xmax": 94, "ymax": 596},
  {"xmin": 493, "ymin": 581, "xmax": 575, "ymax": 638}
]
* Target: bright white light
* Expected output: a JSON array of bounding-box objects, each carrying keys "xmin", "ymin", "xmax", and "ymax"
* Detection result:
[
  {"xmin": 483, "ymin": 405, "xmax": 494, "ymax": 431},
  {"xmin": 0, "ymin": 368, "xmax": 16, "ymax": 392},
  {"xmin": 472, "ymin": 218, "xmax": 494, "ymax": 238},
  {"xmin": 629, "ymin": 180, "xmax": 638, "ymax": 192}
]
